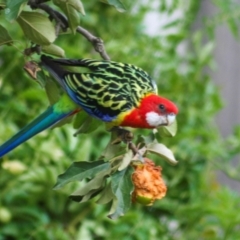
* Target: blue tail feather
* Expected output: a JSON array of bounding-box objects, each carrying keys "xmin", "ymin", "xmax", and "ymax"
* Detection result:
[{"xmin": 0, "ymin": 106, "xmax": 73, "ymax": 157}]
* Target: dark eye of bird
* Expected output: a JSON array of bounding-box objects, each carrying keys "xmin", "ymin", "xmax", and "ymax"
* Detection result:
[{"xmin": 159, "ymin": 104, "xmax": 166, "ymax": 112}]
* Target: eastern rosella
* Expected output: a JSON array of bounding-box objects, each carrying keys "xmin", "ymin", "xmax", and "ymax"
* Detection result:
[{"xmin": 0, "ymin": 55, "xmax": 178, "ymax": 157}]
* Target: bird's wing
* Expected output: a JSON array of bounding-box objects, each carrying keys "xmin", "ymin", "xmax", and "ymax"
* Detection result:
[{"xmin": 41, "ymin": 56, "xmax": 157, "ymax": 122}]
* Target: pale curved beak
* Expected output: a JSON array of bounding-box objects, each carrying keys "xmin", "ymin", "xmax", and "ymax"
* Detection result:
[{"xmin": 167, "ymin": 113, "xmax": 176, "ymax": 125}]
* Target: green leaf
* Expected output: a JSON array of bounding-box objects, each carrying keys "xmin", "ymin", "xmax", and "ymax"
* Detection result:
[
  {"xmin": 96, "ymin": 182, "xmax": 115, "ymax": 204},
  {"xmin": 72, "ymin": 188, "xmax": 103, "ymax": 202},
  {"xmin": 108, "ymin": 166, "xmax": 134, "ymax": 219},
  {"xmin": 73, "ymin": 111, "xmax": 102, "ymax": 135},
  {"xmin": 157, "ymin": 120, "xmax": 178, "ymax": 137},
  {"xmin": 53, "ymin": 0, "xmax": 85, "ymax": 15},
  {"xmin": 54, "ymin": 160, "xmax": 110, "ymax": 189},
  {"xmin": 199, "ymin": 41, "xmax": 215, "ymax": 65},
  {"xmin": 53, "ymin": 0, "xmax": 84, "ymax": 33},
  {"xmin": 70, "ymin": 183, "xmax": 104, "ymax": 202},
  {"xmin": 5, "ymin": 0, "xmax": 27, "ymax": 21},
  {"xmin": 42, "ymin": 44, "xmax": 65, "ymax": 57},
  {"xmin": 136, "ymin": 132, "xmax": 155, "ymax": 146},
  {"xmin": 101, "ymin": 132, "xmax": 126, "ymax": 160},
  {"xmin": 73, "ymin": 109, "xmax": 88, "ymax": 129},
  {"xmin": 70, "ymin": 168, "xmax": 111, "ymax": 202},
  {"xmin": 227, "ymin": 19, "xmax": 238, "ymax": 38},
  {"xmin": 108, "ymin": 197, "xmax": 118, "ymax": 217},
  {"xmin": 101, "ymin": 0, "xmax": 126, "ymax": 12},
  {"xmin": 52, "ymin": 114, "xmax": 75, "ymax": 128},
  {"xmin": 0, "ymin": 24, "xmax": 13, "ymax": 45},
  {"xmin": 17, "ymin": 11, "xmax": 56, "ymax": 45},
  {"xmin": 147, "ymin": 141, "xmax": 178, "ymax": 165},
  {"xmin": 118, "ymin": 149, "xmax": 133, "ymax": 171},
  {"xmin": 44, "ymin": 77, "xmax": 61, "ymax": 105},
  {"xmin": 70, "ymin": 0, "xmax": 85, "ymax": 15}
]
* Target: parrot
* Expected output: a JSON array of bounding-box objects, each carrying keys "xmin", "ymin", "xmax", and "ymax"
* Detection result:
[{"xmin": 0, "ymin": 55, "xmax": 178, "ymax": 157}]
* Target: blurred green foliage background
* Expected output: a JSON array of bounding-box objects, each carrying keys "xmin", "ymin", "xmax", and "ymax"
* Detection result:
[{"xmin": 1, "ymin": 0, "xmax": 240, "ymax": 239}]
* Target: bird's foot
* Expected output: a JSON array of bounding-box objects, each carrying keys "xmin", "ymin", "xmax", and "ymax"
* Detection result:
[
  {"xmin": 110, "ymin": 127, "xmax": 144, "ymax": 163},
  {"xmin": 128, "ymin": 142, "xmax": 145, "ymax": 163},
  {"xmin": 110, "ymin": 127, "xmax": 134, "ymax": 144}
]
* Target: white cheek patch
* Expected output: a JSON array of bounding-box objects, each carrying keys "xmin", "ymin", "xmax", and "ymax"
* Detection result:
[
  {"xmin": 146, "ymin": 112, "xmax": 167, "ymax": 127},
  {"xmin": 146, "ymin": 112, "xmax": 176, "ymax": 127}
]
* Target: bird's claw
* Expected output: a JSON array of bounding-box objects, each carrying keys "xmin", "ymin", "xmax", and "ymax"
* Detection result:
[
  {"xmin": 110, "ymin": 127, "xmax": 134, "ymax": 144},
  {"xmin": 129, "ymin": 142, "xmax": 145, "ymax": 163},
  {"xmin": 110, "ymin": 127, "xmax": 145, "ymax": 163}
]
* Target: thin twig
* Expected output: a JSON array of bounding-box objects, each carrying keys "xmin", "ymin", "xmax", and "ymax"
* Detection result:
[
  {"xmin": 24, "ymin": 45, "xmax": 42, "ymax": 56},
  {"xmin": 27, "ymin": 0, "xmax": 110, "ymax": 60},
  {"xmin": 28, "ymin": 1, "xmax": 68, "ymax": 32},
  {"xmin": 77, "ymin": 26, "xmax": 110, "ymax": 60},
  {"xmin": 128, "ymin": 142, "xmax": 139, "ymax": 156}
]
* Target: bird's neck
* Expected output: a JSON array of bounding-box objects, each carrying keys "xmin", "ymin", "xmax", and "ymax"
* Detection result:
[
  {"xmin": 117, "ymin": 94, "xmax": 156, "ymax": 129},
  {"xmin": 120, "ymin": 109, "xmax": 152, "ymax": 128}
]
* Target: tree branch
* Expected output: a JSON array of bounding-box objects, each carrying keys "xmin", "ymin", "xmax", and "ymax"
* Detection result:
[
  {"xmin": 76, "ymin": 26, "xmax": 110, "ymax": 60},
  {"xmin": 128, "ymin": 142, "xmax": 139, "ymax": 156},
  {"xmin": 27, "ymin": 0, "xmax": 110, "ymax": 60}
]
